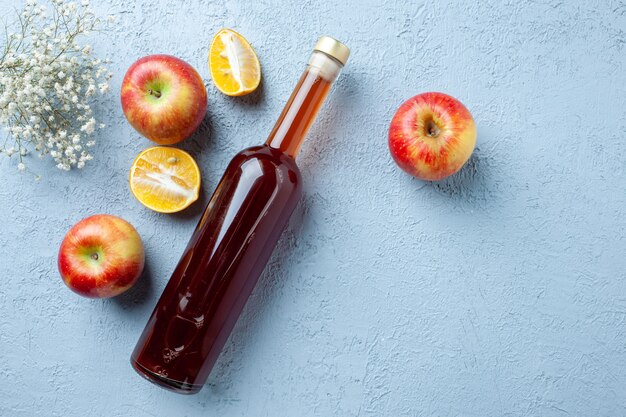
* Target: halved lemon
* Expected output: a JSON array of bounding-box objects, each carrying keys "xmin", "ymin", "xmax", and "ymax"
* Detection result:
[
  {"xmin": 129, "ymin": 147, "xmax": 201, "ymax": 213},
  {"xmin": 209, "ymin": 28, "xmax": 261, "ymax": 96}
]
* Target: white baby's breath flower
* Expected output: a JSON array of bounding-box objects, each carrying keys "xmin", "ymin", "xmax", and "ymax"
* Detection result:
[
  {"xmin": 85, "ymin": 84, "xmax": 96, "ymax": 96},
  {"xmin": 80, "ymin": 117, "xmax": 96, "ymax": 134},
  {"xmin": 17, "ymin": 162, "xmax": 26, "ymax": 171},
  {"xmin": 1, "ymin": 0, "xmax": 111, "ymax": 172}
]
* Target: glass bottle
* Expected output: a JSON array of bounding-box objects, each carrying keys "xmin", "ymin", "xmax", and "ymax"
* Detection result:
[{"xmin": 131, "ymin": 36, "xmax": 349, "ymax": 394}]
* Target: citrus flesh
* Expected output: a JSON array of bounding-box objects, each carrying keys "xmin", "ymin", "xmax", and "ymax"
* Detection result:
[
  {"xmin": 209, "ymin": 28, "xmax": 261, "ymax": 96},
  {"xmin": 129, "ymin": 146, "xmax": 201, "ymax": 213}
]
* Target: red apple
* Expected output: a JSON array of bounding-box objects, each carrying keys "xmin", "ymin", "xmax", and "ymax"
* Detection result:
[
  {"xmin": 121, "ymin": 54, "xmax": 207, "ymax": 145},
  {"xmin": 58, "ymin": 214, "xmax": 145, "ymax": 298},
  {"xmin": 388, "ymin": 92, "xmax": 476, "ymax": 181}
]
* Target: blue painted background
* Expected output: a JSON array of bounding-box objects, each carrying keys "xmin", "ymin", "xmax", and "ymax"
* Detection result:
[{"xmin": 1, "ymin": 0, "xmax": 625, "ymax": 415}]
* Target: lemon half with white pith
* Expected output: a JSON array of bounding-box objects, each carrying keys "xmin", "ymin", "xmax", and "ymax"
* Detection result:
[
  {"xmin": 129, "ymin": 147, "xmax": 201, "ymax": 213},
  {"xmin": 209, "ymin": 28, "xmax": 261, "ymax": 96}
]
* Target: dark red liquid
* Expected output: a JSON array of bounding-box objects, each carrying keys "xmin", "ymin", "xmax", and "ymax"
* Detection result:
[
  {"xmin": 130, "ymin": 58, "xmax": 338, "ymax": 393},
  {"xmin": 131, "ymin": 145, "xmax": 301, "ymax": 394}
]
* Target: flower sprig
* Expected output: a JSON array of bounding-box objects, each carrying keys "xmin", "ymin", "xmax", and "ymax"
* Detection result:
[{"xmin": 0, "ymin": 0, "xmax": 113, "ymax": 172}]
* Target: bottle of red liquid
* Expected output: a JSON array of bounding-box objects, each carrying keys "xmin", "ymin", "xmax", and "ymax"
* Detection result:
[{"xmin": 131, "ymin": 36, "xmax": 349, "ymax": 394}]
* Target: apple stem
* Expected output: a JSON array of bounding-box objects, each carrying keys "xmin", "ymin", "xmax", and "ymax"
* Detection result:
[
  {"xmin": 91, "ymin": 253, "xmax": 99, "ymax": 261},
  {"xmin": 426, "ymin": 120, "xmax": 440, "ymax": 138},
  {"xmin": 148, "ymin": 89, "xmax": 162, "ymax": 99}
]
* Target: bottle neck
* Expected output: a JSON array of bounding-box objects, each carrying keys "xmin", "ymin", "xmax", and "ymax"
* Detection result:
[{"xmin": 265, "ymin": 51, "xmax": 343, "ymax": 158}]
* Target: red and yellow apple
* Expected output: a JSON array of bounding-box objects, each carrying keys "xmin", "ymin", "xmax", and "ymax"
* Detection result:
[
  {"xmin": 121, "ymin": 54, "xmax": 207, "ymax": 145},
  {"xmin": 58, "ymin": 214, "xmax": 145, "ymax": 298},
  {"xmin": 388, "ymin": 92, "xmax": 476, "ymax": 181}
]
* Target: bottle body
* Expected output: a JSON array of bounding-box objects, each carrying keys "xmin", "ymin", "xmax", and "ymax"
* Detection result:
[{"xmin": 131, "ymin": 145, "xmax": 301, "ymax": 393}]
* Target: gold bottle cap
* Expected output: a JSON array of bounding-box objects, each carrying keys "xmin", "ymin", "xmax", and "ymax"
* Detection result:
[{"xmin": 314, "ymin": 36, "xmax": 350, "ymax": 66}]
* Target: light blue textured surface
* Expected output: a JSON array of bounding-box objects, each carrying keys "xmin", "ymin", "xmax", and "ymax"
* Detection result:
[{"xmin": 1, "ymin": 0, "xmax": 625, "ymax": 415}]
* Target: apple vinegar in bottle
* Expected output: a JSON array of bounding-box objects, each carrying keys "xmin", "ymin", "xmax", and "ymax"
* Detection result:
[{"xmin": 131, "ymin": 37, "xmax": 349, "ymax": 394}]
